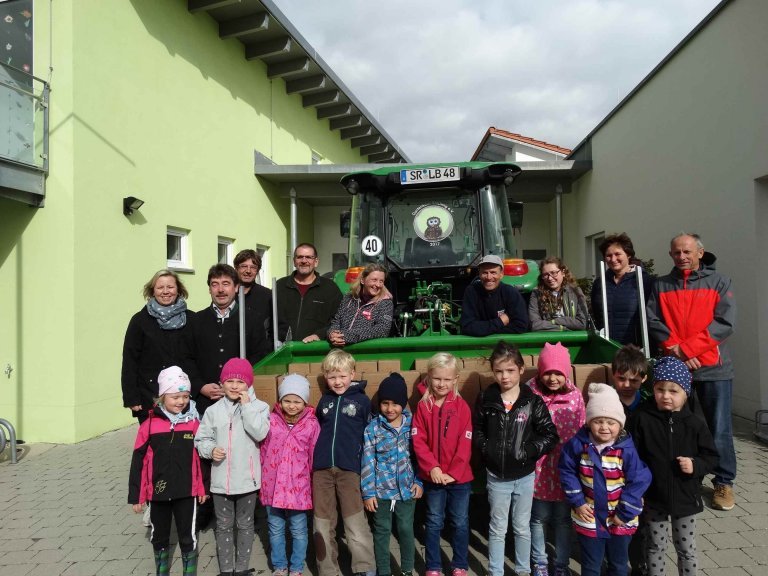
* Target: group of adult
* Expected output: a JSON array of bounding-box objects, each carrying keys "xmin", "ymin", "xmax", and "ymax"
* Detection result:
[{"xmin": 122, "ymin": 232, "xmax": 737, "ymax": 508}]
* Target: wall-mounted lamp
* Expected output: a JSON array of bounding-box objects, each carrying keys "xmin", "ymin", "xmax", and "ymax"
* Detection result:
[{"xmin": 123, "ymin": 196, "xmax": 145, "ymax": 216}]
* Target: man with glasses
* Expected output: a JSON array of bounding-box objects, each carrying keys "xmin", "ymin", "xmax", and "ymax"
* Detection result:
[
  {"xmin": 275, "ymin": 243, "xmax": 343, "ymax": 343},
  {"xmin": 460, "ymin": 255, "xmax": 529, "ymax": 336},
  {"xmin": 234, "ymin": 249, "xmax": 273, "ymax": 342},
  {"xmin": 647, "ymin": 233, "xmax": 737, "ymax": 511}
]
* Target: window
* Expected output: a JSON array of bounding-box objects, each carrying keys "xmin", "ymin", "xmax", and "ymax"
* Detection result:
[
  {"xmin": 167, "ymin": 227, "xmax": 191, "ymax": 270},
  {"xmin": 217, "ymin": 237, "xmax": 234, "ymax": 264},
  {"xmin": 585, "ymin": 232, "xmax": 605, "ymax": 278},
  {"xmin": 256, "ymin": 244, "xmax": 270, "ymax": 286}
]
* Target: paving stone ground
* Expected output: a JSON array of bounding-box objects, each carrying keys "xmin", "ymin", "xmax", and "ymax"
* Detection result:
[{"xmin": 1, "ymin": 416, "xmax": 766, "ymax": 576}]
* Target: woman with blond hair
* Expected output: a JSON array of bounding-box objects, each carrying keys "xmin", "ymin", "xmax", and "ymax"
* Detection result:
[
  {"xmin": 528, "ymin": 256, "xmax": 588, "ymax": 331},
  {"xmin": 328, "ymin": 263, "xmax": 393, "ymax": 346}
]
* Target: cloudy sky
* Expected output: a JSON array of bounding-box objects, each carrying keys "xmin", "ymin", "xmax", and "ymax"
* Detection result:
[{"xmin": 272, "ymin": 0, "xmax": 722, "ymax": 162}]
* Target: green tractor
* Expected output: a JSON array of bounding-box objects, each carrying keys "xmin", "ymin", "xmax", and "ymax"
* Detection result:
[{"xmin": 335, "ymin": 161, "xmax": 538, "ymax": 336}]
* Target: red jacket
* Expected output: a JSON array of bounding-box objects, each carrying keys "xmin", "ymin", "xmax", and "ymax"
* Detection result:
[
  {"xmin": 647, "ymin": 252, "xmax": 735, "ymax": 381},
  {"xmin": 411, "ymin": 383, "xmax": 474, "ymax": 484}
]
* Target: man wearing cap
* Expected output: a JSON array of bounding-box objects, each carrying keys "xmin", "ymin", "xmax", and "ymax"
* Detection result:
[
  {"xmin": 460, "ymin": 255, "xmax": 529, "ymax": 336},
  {"xmin": 646, "ymin": 232, "xmax": 737, "ymax": 511}
]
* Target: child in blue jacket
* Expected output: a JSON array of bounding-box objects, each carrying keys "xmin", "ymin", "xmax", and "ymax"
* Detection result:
[{"xmin": 559, "ymin": 383, "xmax": 651, "ymax": 576}]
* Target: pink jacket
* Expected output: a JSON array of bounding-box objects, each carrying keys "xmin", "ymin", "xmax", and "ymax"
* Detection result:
[
  {"xmin": 527, "ymin": 377, "xmax": 586, "ymax": 501},
  {"xmin": 260, "ymin": 404, "xmax": 320, "ymax": 510}
]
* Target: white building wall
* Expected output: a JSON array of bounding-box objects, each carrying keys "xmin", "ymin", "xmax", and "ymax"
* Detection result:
[{"xmin": 563, "ymin": 0, "xmax": 768, "ymax": 418}]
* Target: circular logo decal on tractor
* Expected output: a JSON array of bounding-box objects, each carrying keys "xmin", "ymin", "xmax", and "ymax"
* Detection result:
[{"xmin": 413, "ymin": 204, "xmax": 454, "ymax": 243}]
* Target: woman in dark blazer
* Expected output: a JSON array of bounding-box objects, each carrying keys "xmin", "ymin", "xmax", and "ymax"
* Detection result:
[{"xmin": 121, "ymin": 269, "xmax": 194, "ymax": 422}]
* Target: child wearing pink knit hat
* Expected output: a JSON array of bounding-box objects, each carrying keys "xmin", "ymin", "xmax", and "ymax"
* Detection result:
[
  {"xmin": 526, "ymin": 342, "xmax": 585, "ymax": 576},
  {"xmin": 559, "ymin": 383, "xmax": 651, "ymax": 576}
]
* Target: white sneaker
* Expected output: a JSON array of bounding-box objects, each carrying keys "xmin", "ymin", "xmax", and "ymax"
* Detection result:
[{"xmin": 142, "ymin": 503, "xmax": 152, "ymax": 527}]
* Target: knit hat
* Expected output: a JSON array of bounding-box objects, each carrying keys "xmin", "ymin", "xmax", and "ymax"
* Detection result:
[
  {"xmin": 279, "ymin": 373, "xmax": 310, "ymax": 404},
  {"xmin": 157, "ymin": 366, "xmax": 191, "ymax": 396},
  {"xmin": 378, "ymin": 372, "xmax": 408, "ymax": 409},
  {"xmin": 653, "ymin": 356, "xmax": 692, "ymax": 396},
  {"xmin": 219, "ymin": 358, "xmax": 254, "ymax": 387},
  {"xmin": 585, "ymin": 382, "xmax": 626, "ymax": 427},
  {"xmin": 537, "ymin": 342, "xmax": 572, "ymax": 378}
]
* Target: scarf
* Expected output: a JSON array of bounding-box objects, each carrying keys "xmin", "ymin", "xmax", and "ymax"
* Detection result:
[
  {"xmin": 159, "ymin": 399, "xmax": 200, "ymax": 429},
  {"xmin": 146, "ymin": 297, "xmax": 187, "ymax": 330}
]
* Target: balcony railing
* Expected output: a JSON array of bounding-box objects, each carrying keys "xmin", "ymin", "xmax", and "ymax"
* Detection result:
[{"xmin": 0, "ymin": 62, "xmax": 49, "ymax": 173}]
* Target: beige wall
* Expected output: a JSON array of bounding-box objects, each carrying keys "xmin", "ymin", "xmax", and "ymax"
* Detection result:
[
  {"xmin": 563, "ymin": 0, "xmax": 768, "ymax": 417},
  {"xmin": 517, "ymin": 201, "xmax": 555, "ymax": 259},
  {"xmin": 314, "ymin": 205, "xmax": 351, "ymax": 276}
]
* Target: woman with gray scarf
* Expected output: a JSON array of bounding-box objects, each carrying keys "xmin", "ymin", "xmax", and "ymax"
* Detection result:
[{"xmin": 121, "ymin": 269, "xmax": 195, "ymax": 423}]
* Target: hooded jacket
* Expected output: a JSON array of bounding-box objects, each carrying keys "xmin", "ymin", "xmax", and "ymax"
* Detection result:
[
  {"xmin": 128, "ymin": 404, "xmax": 205, "ymax": 505},
  {"xmin": 412, "ymin": 387, "xmax": 474, "ymax": 484},
  {"xmin": 195, "ymin": 389, "xmax": 271, "ymax": 495},
  {"xmin": 647, "ymin": 252, "xmax": 735, "ymax": 381},
  {"xmin": 627, "ymin": 400, "xmax": 718, "ymax": 517},
  {"xmin": 460, "ymin": 278, "xmax": 529, "ymax": 336},
  {"xmin": 473, "ymin": 382, "xmax": 559, "ymax": 481},
  {"xmin": 559, "ymin": 427, "xmax": 651, "ymax": 538},
  {"xmin": 360, "ymin": 410, "xmax": 422, "ymax": 502},
  {"xmin": 528, "ymin": 284, "xmax": 588, "ymax": 331},
  {"xmin": 260, "ymin": 404, "xmax": 320, "ymax": 510},
  {"xmin": 592, "ymin": 266, "xmax": 653, "ymax": 346},
  {"xmin": 313, "ymin": 381, "xmax": 371, "ymax": 473},
  {"xmin": 527, "ymin": 376, "xmax": 586, "ymax": 500},
  {"xmin": 328, "ymin": 292, "xmax": 394, "ymax": 344}
]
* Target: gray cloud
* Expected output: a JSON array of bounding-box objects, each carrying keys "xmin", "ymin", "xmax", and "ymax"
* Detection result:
[{"xmin": 274, "ymin": 0, "xmax": 722, "ymax": 161}]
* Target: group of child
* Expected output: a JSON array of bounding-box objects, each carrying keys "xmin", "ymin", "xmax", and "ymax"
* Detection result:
[{"xmin": 128, "ymin": 342, "xmax": 719, "ymax": 576}]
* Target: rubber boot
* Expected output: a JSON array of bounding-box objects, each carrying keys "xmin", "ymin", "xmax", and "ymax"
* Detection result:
[
  {"xmin": 181, "ymin": 550, "xmax": 198, "ymax": 575},
  {"xmin": 154, "ymin": 548, "xmax": 170, "ymax": 576}
]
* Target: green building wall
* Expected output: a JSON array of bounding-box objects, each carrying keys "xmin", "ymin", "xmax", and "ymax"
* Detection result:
[{"xmin": 0, "ymin": 0, "xmax": 368, "ymax": 443}]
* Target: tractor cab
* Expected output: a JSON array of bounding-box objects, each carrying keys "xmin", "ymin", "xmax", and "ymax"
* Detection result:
[{"xmin": 336, "ymin": 162, "xmax": 538, "ymax": 336}]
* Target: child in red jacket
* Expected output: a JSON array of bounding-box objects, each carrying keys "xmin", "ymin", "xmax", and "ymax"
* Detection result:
[{"xmin": 412, "ymin": 352, "xmax": 473, "ymax": 576}]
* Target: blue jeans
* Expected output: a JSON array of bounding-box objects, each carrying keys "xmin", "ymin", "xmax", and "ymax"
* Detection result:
[
  {"xmin": 693, "ymin": 379, "xmax": 737, "ymax": 485},
  {"xmin": 424, "ymin": 481, "xmax": 471, "ymax": 571},
  {"xmin": 577, "ymin": 533, "xmax": 630, "ymax": 576},
  {"xmin": 266, "ymin": 506, "xmax": 309, "ymax": 573},
  {"xmin": 530, "ymin": 499, "xmax": 572, "ymax": 570},
  {"xmin": 487, "ymin": 472, "xmax": 535, "ymax": 576}
]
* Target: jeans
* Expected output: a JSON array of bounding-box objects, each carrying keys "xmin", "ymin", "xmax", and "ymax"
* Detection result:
[
  {"xmin": 266, "ymin": 506, "xmax": 309, "ymax": 573},
  {"xmin": 487, "ymin": 472, "xmax": 535, "ymax": 576},
  {"xmin": 577, "ymin": 534, "xmax": 630, "ymax": 576},
  {"xmin": 424, "ymin": 481, "xmax": 471, "ymax": 571},
  {"xmin": 530, "ymin": 499, "xmax": 572, "ymax": 570},
  {"xmin": 692, "ymin": 379, "xmax": 737, "ymax": 485}
]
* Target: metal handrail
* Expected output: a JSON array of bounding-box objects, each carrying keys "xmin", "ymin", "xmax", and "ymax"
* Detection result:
[{"xmin": 0, "ymin": 418, "xmax": 19, "ymax": 464}]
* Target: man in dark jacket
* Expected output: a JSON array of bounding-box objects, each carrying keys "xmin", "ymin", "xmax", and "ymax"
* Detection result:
[
  {"xmin": 646, "ymin": 233, "xmax": 737, "ymax": 511},
  {"xmin": 460, "ymin": 255, "xmax": 529, "ymax": 336},
  {"xmin": 275, "ymin": 243, "xmax": 343, "ymax": 343},
  {"xmin": 234, "ymin": 248, "xmax": 273, "ymax": 342}
]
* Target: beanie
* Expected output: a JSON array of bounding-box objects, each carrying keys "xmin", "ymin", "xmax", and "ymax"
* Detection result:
[
  {"xmin": 537, "ymin": 342, "xmax": 572, "ymax": 378},
  {"xmin": 219, "ymin": 358, "xmax": 254, "ymax": 388},
  {"xmin": 378, "ymin": 372, "xmax": 408, "ymax": 410},
  {"xmin": 585, "ymin": 382, "xmax": 626, "ymax": 427},
  {"xmin": 653, "ymin": 356, "xmax": 692, "ymax": 396},
  {"xmin": 157, "ymin": 366, "xmax": 191, "ymax": 396},
  {"xmin": 279, "ymin": 373, "xmax": 311, "ymax": 404}
]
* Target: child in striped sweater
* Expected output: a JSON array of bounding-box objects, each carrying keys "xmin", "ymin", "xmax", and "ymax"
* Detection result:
[{"xmin": 558, "ymin": 383, "xmax": 651, "ymax": 576}]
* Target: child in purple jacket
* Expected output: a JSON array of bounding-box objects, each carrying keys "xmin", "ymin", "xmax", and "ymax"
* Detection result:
[{"xmin": 260, "ymin": 375, "xmax": 320, "ymax": 576}]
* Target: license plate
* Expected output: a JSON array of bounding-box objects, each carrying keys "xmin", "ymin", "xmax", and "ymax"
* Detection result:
[{"xmin": 400, "ymin": 166, "xmax": 460, "ymax": 185}]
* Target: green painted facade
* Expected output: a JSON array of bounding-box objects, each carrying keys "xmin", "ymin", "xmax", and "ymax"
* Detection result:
[{"xmin": 0, "ymin": 0, "xmax": 370, "ymax": 443}]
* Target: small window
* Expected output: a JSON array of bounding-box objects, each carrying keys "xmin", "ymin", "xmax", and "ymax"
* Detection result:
[
  {"xmin": 218, "ymin": 237, "xmax": 234, "ymax": 264},
  {"xmin": 256, "ymin": 244, "xmax": 270, "ymax": 286},
  {"xmin": 167, "ymin": 227, "xmax": 191, "ymax": 270},
  {"xmin": 585, "ymin": 232, "xmax": 605, "ymax": 278}
]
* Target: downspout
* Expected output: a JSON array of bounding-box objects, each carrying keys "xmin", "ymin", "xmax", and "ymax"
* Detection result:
[
  {"xmin": 555, "ymin": 184, "xmax": 563, "ymax": 258},
  {"xmin": 289, "ymin": 187, "xmax": 298, "ymax": 267}
]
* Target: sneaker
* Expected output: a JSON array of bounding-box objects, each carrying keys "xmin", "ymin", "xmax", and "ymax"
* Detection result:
[
  {"xmin": 451, "ymin": 570, "xmax": 467, "ymax": 576},
  {"xmin": 553, "ymin": 568, "xmax": 571, "ymax": 576},
  {"xmin": 712, "ymin": 483, "xmax": 735, "ymax": 510},
  {"xmin": 533, "ymin": 564, "xmax": 549, "ymax": 576},
  {"xmin": 425, "ymin": 571, "xmax": 442, "ymax": 576},
  {"xmin": 289, "ymin": 572, "xmax": 303, "ymax": 576},
  {"xmin": 272, "ymin": 570, "xmax": 288, "ymax": 576}
]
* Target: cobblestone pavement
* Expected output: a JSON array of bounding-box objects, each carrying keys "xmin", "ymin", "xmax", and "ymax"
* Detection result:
[{"xmin": 1, "ymin": 417, "xmax": 766, "ymax": 576}]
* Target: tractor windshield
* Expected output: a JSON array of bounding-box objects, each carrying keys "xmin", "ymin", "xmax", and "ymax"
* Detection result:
[{"xmin": 348, "ymin": 182, "xmax": 516, "ymax": 270}]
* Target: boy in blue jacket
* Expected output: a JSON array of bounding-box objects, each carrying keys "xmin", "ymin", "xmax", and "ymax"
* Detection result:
[
  {"xmin": 361, "ymin": 373, "xmax": 423, "ymax": 576},
  {"xmin": 559, "ymin": 383, "xmax": 651, "ymax": 576}
]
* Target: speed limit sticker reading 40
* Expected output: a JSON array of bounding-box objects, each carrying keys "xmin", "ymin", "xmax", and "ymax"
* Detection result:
[
  {"xmin": 400, "ymin": 166, "xmax": 460, "ymax": 185},
  {"xmin": 361, "ymin": 235, "xmax": 383, "ymax": 257}
]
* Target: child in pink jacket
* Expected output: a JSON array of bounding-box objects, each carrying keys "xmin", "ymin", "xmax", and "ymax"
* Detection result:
[
  {"xmin": 527, "ymin": 342, "xmax": 586, "ymax": 576},
  {"xmin": 260, "ymin": 375, "xmax": 320, "ymax": 576}
]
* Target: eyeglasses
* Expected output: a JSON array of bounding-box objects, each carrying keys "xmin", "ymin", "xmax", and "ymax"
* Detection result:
[
  {"xmin": 237, "ymin": 265, "xmax": 259, "ymax": 271},
  {"xmin": 541, "ymin": 270, "xmax": 562, "ymax": 279},
  {"xmin": 295, "ymin": 255, "xmax": 317, "ymax": 261}
]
